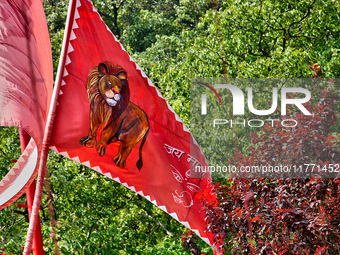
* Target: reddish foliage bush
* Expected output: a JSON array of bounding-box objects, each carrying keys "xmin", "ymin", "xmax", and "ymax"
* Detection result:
[
  {"xmin": 205, "ymin": 178, "xmax": 340, "ymax": 254},
  {"xmin": 200, "ymin": 69, "xmax": 340, "ymax": 254}
]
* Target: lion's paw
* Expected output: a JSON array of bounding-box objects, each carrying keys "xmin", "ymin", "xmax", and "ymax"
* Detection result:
[
  {"xmin": 80, "ymin": 136, "xmax": 96, "ymax": 148},
  {"xmin": 96, "ymin": 141, "xmax": 107, "ymax": 156},
  {"xmin": 113, "ymin": 154, "xmax": 126, "ymax": 168}
]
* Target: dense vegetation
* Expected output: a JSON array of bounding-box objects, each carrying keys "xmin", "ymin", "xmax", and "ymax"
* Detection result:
[{"xmin": 1, "ymin": 0, "xmax": 339, "ymax": 254}]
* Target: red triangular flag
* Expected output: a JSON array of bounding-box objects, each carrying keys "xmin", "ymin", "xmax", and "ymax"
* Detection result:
[
  {"xmin": 0, "ymin": 0, "xmax": 53, "ymax": 209},
  {"xmin": 50, "ymin": 0, "xmax": 216, "ymax": 248}
]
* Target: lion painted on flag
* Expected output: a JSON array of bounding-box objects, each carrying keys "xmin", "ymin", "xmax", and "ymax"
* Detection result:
[{"xmin": 80, "ymin": 61, "xmax": 149, "ymax": 170}]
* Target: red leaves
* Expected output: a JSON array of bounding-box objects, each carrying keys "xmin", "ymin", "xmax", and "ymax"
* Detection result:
[
  {"xmin": 316, "ymin": 246, "xmax": 327, "ymax": 255},
  {"xmin": 203, "ymin": 178, "xmax": 340, "ymax": 254},
  {"xmin": 251, "ymin": 214, "xmax": 261, "ymax": 222},
  {"xmin": 311, "ymin": 64, "xmax": 322, "ymax": 78}
]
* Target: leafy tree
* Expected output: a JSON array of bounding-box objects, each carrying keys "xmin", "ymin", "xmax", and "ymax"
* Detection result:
[
  {"xmin": 43, "ymin": 0, "xmax": 69, "ymax": 75},
  {"xmin": 136, "ymin": 0, "xmax": 340, "ymax": 125},
  {"xmin": 0, "ymin": 127, "xmax": 26, "ymax": 253}
]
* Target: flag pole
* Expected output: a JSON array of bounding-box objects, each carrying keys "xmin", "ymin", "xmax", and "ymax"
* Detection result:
[
  {"xmin": 23, "ymin": 0, "xmax": 78, "ymax": 253},
  {"xmin": 19, "ymin": 129, "xmax": 45, "ymax": 255}
]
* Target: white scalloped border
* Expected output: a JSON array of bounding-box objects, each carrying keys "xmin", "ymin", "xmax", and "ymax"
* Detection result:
[
  {"xmin": 0, "ymin": 139, "xmax": 37, "ymax": 207},
  {"xmin": 52, "ymin": 0, "xmax": 213, "ymax": 247}
]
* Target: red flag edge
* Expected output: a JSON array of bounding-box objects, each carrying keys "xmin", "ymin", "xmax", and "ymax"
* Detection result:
[{"xmin": 0, "ymin": 138, "xmax": 38, "ymax": 210}]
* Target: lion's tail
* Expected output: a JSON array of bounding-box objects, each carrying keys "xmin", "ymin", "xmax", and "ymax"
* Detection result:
[{"xmin": 136, "ymin": 128, "xmax": 149, "ymax": 171}]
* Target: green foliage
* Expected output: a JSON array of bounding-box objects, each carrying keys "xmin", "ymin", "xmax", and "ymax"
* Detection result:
[
  {"xmin": 136, "ymin": 0, "xmax": 340, "ymax": 125},
  {"xmin": 0, "ymin": 127, "xmax": 20, "ymax": 179},
  {"xmin": 0, "ymin": 127, "xmax": 27, "ymax": 254},
  {"xmin": 43, "ymin": 0, "xmax": 68, "ymax": 76}
]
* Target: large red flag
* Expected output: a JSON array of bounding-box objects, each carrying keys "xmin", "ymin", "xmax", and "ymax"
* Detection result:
[
  {"xmin": 50, "ymin": 0, "xmax": 217, "ymax": 248},
  {"xmin": 0, "ymin": 0, "xmax": 53, "ymax": 209}
]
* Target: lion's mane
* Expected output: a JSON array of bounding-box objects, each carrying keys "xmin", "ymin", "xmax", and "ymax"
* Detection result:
[{"xmin": 86, "ymin": 61, "xmax": 130, "ymax": 126}]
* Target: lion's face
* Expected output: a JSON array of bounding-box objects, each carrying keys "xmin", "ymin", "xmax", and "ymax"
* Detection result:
[
  {"xmin": 98, "ymin": 75, "xmax": 122, "ymax": 107},
  {"xmin": 86, "ymin": 62, "xmax": 130, "ymax": 122}
]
